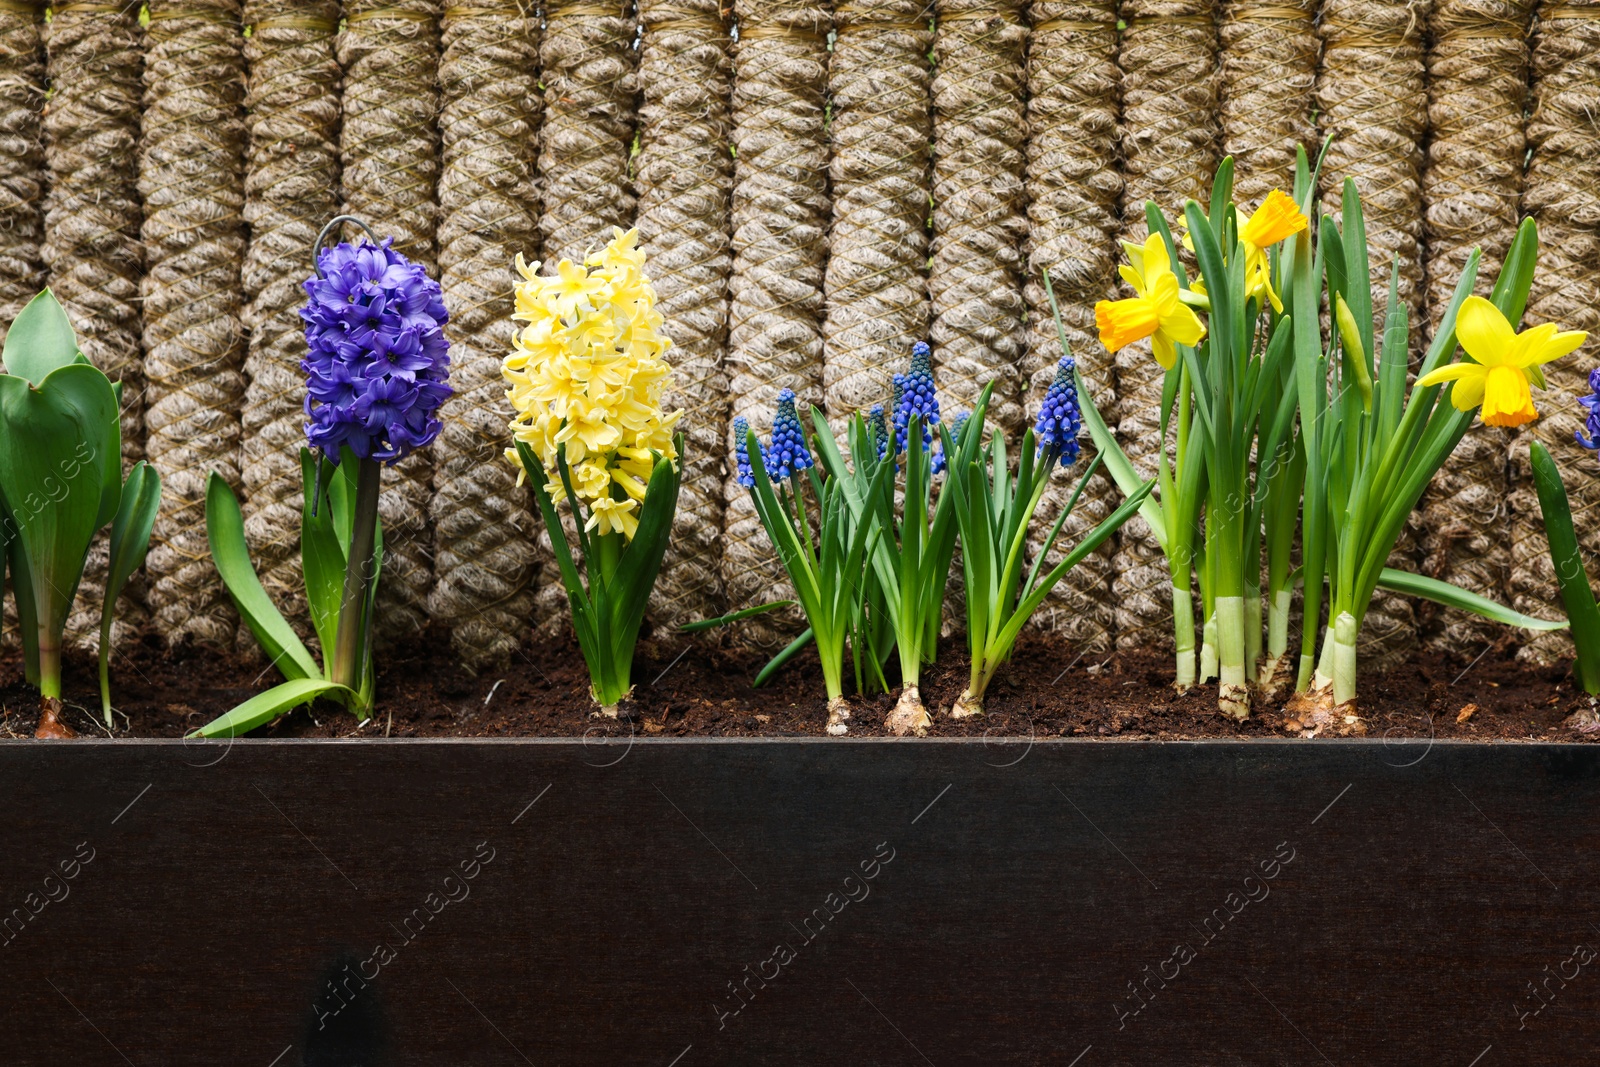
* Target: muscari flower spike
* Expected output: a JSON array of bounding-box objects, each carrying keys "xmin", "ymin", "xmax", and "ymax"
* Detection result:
[
  {"xmin": 892, "ymin": 341, "xmax": 946, "ymax": 473},
  {"xmin": 768, "ymin": 389, "xmax": 814, "ymax": 480},
  {"xmin": 734, "ymin": 416, "xmax": 756, "ymax": 487},
  {"xmin": 868, "ymin": 404, "xmax": 893, "ymax": 461},
  {"xmin": 1578, "ymin": 367, "xmax": 1600, "ymax": 452},
  {"xmin": 1034, "ymin": 356, "xmax": 1083, "ymax": 468},
  {"xmin": 948, "ymin": 409, "xmax": 971, "ymax": 446},
  {"xmin": 301, "ymin": 238, "xmax": 451, "ymax": 465},
  {"xmin": 894, "ymin": 342, "xmax": 941, "ymax": 449}
]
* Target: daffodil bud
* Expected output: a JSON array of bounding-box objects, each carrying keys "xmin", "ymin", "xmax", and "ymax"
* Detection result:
[{"xmin": 1334, "ymin": 293, "xmax": 1373, "ymax": 413}]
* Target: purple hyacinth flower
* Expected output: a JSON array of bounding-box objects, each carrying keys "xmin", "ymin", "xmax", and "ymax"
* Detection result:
[
  {"xmin": 301, "ymin": 237, "xmax": 451, "ymax": 465},
  {"xmin": 1578, "ymin": 366, "xmax": 1600, "ymax": 452}
]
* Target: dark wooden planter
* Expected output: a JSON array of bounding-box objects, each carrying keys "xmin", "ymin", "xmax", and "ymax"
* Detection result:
[{"xmin": 2, "ymin": 738, "xmax": 1597, "ymax": 1065}]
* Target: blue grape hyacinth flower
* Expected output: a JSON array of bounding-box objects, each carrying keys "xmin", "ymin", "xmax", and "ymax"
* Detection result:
[
  {"xmin": 868, "ymin": 403, "xmax": 893, "ymax": 461},
  {"xmin": 893, "ymin": 341, "xmax": 942, "ymax": 454},
  {"xmin": 1034, "ymin": 356, "xmax": 1083, "ymax": 468},
  {"xmin": 768, "ymin": 389, "xmax": 814, "ymax": 480},
  {"xmin": 948, "ymin": 409, "xmax": 971, "ymax": 446},
  {"xmin": 301, "ymin": 238, "xmax": 451, "ymax": 465},
  {"xmin": 733, "ymin": 416, "xmax": 756, "ymax": 486}
]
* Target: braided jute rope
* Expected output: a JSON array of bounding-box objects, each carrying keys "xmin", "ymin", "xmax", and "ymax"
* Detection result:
[
  {"xmin": 637, "ymin": 0, "xmax": 734, "ymax": 631},
  {"xmin": 721, "ymin": 0, "xmax": 829, "ymax": 647},
  {"xmin": 146, "ymin": 6, "xmax": 240, "ymax": 22},
  {"xmin": 251, "ymin": 14, "xmax": 340, "ymax": 29},
  {"xmin": 239, "ymin": 0, "xmax": 341, "ymax": 646},
  {"xmin": 822, "ymin": 0, "xmax": 932, "ymax": 420},
  {"xmin": 1020, "ymin": 0, "xmax": 1122, "ymax": 649},
  {"xmin": 1112, "ymin": 0, "xmax": 1219, "ymax": 654},
  {"xmin": 1418, "ymin": 0, "xmax": 1534, "ymax": 655},
  {"xmin": 1508, "ymin": 1, "xmax": 1600, "ymax": 666},
  {"xmin": 139, "ymin": 0, "xmax": 248, "ymax": 650},
  {"xmin": 340, "ymin": 0, "xmax": 443, "ymax": 640},
  {"xmin": 930, "ymin": 0, "xmax": 1027, "ymax": 434},
  {"xmin": 1317, "ymin": 0, "xmax": 1428, "ymax": 673},
  {"xmin": 43, "ymin": 0, "xmax": 148, "ymax": 654},
  {"xmin": 531, "ymin": 0, "xmax": 637, "ymax": 631},
  {"xmin": 430, "ymin": 2, "xmax": 540, "ymax": 668},
  {"xmin": 1219, "ymin": 0, "xmax": 1315, "ymax": 204},
  {"xmin": 0, "ymin": 0, "xmax": 44, "ymax": 348},
  {"xmin": 0, "ymin": 0, "xmax": 43, "ymax": 652}
]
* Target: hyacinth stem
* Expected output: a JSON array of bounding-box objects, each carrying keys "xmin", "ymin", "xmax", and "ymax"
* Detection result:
[
  {"xmin": 1331, "ymin": 610, "xmax": 1358, "ymax": 708},
  {"xmin": 330, "ymin": 457, "xmax": 382, "ymax": 714},
  {"xmin": 1216, "ymin": 595, "xmax": 1250, "ymax": 720},
  {"xmin": 1171, "ymin": 583, "xmax": 1196, "ymax": 692}
]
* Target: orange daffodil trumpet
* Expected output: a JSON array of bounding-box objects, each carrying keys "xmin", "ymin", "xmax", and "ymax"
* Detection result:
[
  {"xmin": 1415, "ymin": 295, "xmax": 1586, "ymax": 428},
  {"xmin": 1094, "ymin": 233, "xmax": 1206, "ymax": 369}
]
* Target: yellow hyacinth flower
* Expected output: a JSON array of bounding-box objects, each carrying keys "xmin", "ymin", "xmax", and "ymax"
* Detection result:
[
  {"xmin": 1415, "ymin": 295, "xmax": 1586, "ymax": 428},
  {"xmin": 1096, "ymin": 232, "xmax": 1207, "ymax": 369},
  {"xmin": 503, "ymin": 227, "xmax": 681, "ymax": 541},
  {"xmin": 588, "ymin": 496, "xmax": 640, "ymax": 539}
]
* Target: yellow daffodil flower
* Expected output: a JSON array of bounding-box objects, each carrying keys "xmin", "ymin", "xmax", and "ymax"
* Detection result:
[
  {"xmin": 1096, "ymin": 232, "xmax": 1206, "ymax": 369},
  {"xmin": 504, "ymin": 228, "xmax": 681, "ymax": 541},
  {"xmin": 1237, "ymin": 189, "xmax": 1307, "ymax": 314},
  {"xmin": 1177, "ymin": 189, "xmax": 1308, "ymax": 313},
  {"xmin": 1415, "ymin": 295, "xmax": 1586, "ymax": 428}
]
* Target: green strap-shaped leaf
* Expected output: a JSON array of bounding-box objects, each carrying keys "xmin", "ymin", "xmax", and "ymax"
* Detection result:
[
  {"xmin": 1377, "ymin": 567, "xmax": 1567, "ymax": 633},
  {"xmin": 754, "ymin": 628, "xmax": 814, "ymax": 688},
  {"xmin": 609, "ymin": 446, "xmax": 683, "ymax": 658},
  {"xmin": 100, "ymin": 461, "xmax": 162, "ymax": 723},
  {"xmin": 300, "ymin": 449, "xmax": 345, "ymax": 656},
  {"xmin": 188, "ymin": 678, "xmax": 355, "ymax": 738},
  {"xmin": 1528, "ymin": 441, "xmax": 1600, "ymax": 692},
  {"xmin": 679, "ymin": 600, "xmax": 797, "ymax": 633},
  {"xmin": 205, "ymin": 472, "xmax": 321, "ymax": 681}
]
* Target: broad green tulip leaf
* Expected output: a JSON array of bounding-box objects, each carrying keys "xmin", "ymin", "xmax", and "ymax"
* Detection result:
[
  {"xmin": 0, "ymin": 365, "xmax": 119, "ymax": 671},
  {"xmin": 4, "ymin": 527, "xmax": 40, "ymax": 685},
  {"xmin": 206, "ymin": 472, "xmax": 320, "ymax": 682},
  {"xmin": 188, "ymin": 677, "xmax": 354, "ymax": 739},
  {"xmin": 100, "ymin": 461, "xmax": 162, "ymax": 723},
  {"xmin": 2, "ymin": 290, "xmax": 82, "ymax": 386}
]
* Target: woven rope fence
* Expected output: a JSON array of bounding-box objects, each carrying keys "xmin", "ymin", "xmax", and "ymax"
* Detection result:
[{"xmin": 5, "ymin": 0, "xmax": 1600, "ymax": 666}]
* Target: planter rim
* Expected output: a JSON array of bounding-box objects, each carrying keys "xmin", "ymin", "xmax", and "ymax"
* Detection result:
[{"xmin": 0, "ymin": 736, "xmax": 1587, "ymax": 748}]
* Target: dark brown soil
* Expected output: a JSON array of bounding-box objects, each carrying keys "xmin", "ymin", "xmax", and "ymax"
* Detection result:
[{"xmin": 2, "ymin": 627, "xmax": 1596, "ymax": 741}]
